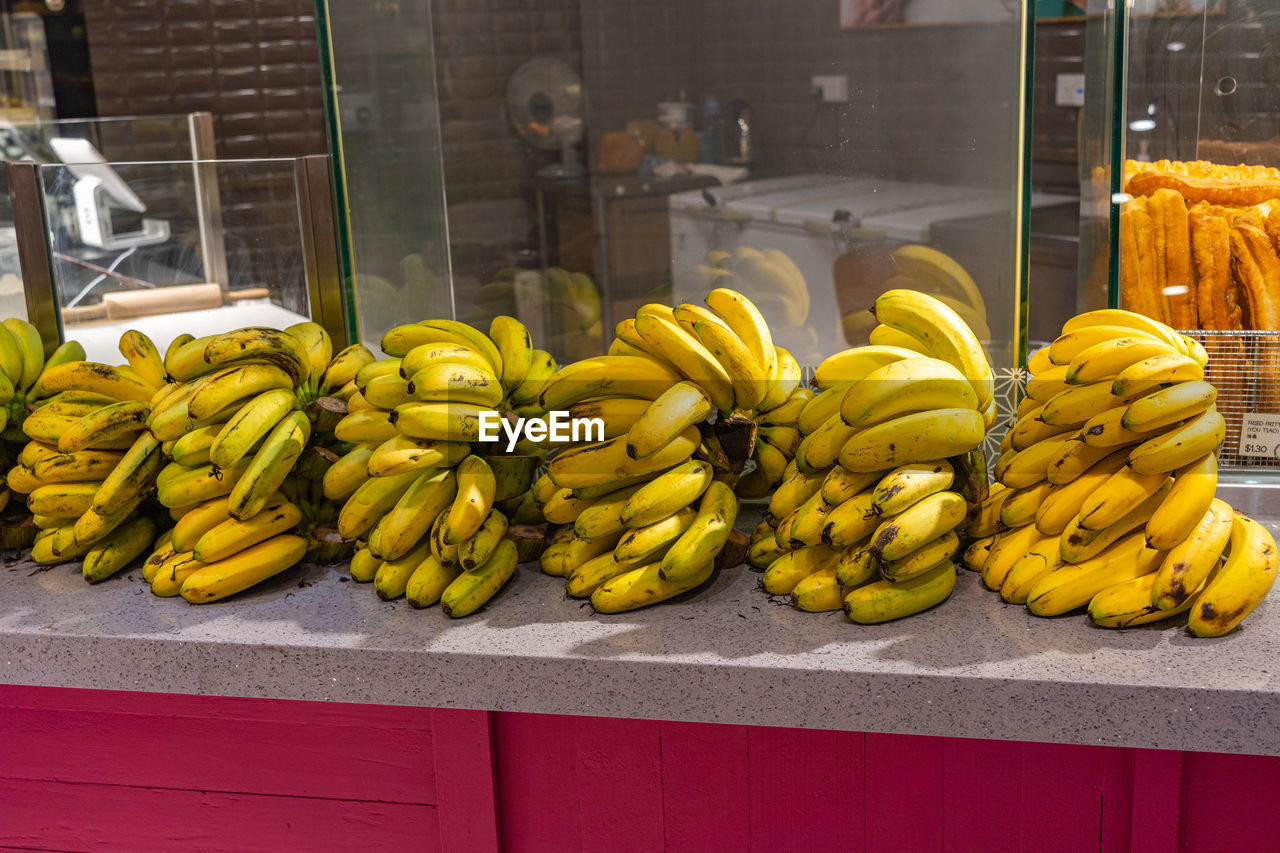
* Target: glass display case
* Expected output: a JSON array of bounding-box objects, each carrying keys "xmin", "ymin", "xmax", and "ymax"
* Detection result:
[
  {"xmin": 6, "ymin": 150, "xmax": 344, "ymax": 363},
  {"xmin": 1084, "ymin": 0, "xmax": 1280, "ymax": 474},
  {"xmin": 318, "ymin": 0, "xmax": 1038, "ymax": 428}
]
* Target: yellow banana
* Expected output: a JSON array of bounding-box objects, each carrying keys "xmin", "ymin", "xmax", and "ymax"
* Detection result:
[
  {"xmin": 704, "ymin": 287, "xmax": 775, "ymax": 382},
  {"xmin": 28, "ymin": 482, "xmax": 100, "ymax": 518},
  {"xmin": 1059, "ymin": 480, "xmax": 1171, "ymax": 564},
  {"xmin": 880, "ymin": 530, "xmax": 960, "ymax": 582},
  {"xmin": 871, "ymin": 289, "xmax": 993, "ymax": 409},
  {"xmin": 963, "ymin": 535, "xmax": 994, "ymax": 572},
  {"xmin": 982, "ymin": 524, "xmax": 1050, "ymax": 590},
  {"xmin": 1122, "ymin": 380, "xmax": 1216, "ymax": 433},
  {"xmin": 839, "ymin": 357, "xmax": 977, "ymax": 428},
  {"xmin": 999, "ymin": 481, "xmax": 1053, "ymax": 529},
  {"xmin": 1008, "ymin": 405, "xmax": 1076, "ymax": 451},
  {"xmin": 173, "ymin": 495, "xmax": 234, "ymax": 553},
  {"xmin": 33, "ymin": 449, "xmax": 125, "ymax": 483},
  {"xmin": 4, "ymin": 317, "xmax": 43, "ymax": 392},
  {"xmin": 633, "ymin": 313, "xmax": 735, "ymax": 412},
  {"xmin": 441, "ymin": 538, "xmax": 517, "ymax": 617},
  {"xmin": 457, "ymin": 509, "xmax": 508, "ymax": 571},
  {"xmin": 999, "ymin": 436, "xmax": 1069, "ymax": 489},
  {"xmin": 1127, "ymin": 407, "xmax": 1225, "ymax": 475},
  {"xmin": 794, "ymin": 412, "xmax": 857, "ymax": 473},
  {"xmin": 142, "ymin": 529, "xmax": 176, "ymax": 584},
  {"xmin": 692, "ymin": 318, "xmax": 767, "ymax": 410},
  {"xmin": 1049, "ymin": 324, "xmax": 1163, "ymax": 365},
  {"xmin": 672, "ymin": 303, "xmax": 731, "ymax": 337},
  {"xmin": 319, "ymin": 344, "xmax": 377, "ymax": 396},
  {"xmin": 820, "ymin": 492, "xmax": 884, "ymax": 550},
  {"xmin": 407, "ymin": 362, "xmax": 504, "ymax": 407},
  {"xmin": 170, "ymin": 424, "xmax": 222, "ymax": 468},
  {"xmin": 870, "ymin": 461, "xmax": 954, "ymax": 515},
  {"xmin": 1024, "ymin": 363, "xmax": 1071, "ymax": 402},
  {"xmin": 537, "ymin": 355, "xmax": 681, "ymax": 411},
  {"xmin": 1112, "ymin": 352, "xmax": 1203, "ymax": 397},
  {"xmin": 187, "ymin": 363, "xmax": 294, "ymax": 421},
  {"xmin": 156, "ymin": 460, "xmax": 248, "ymax": 508},
  {"xmin": 566, "ymin": 397, "xmax": 651, "ymax": 441},
  {"xmin": 1028, "ymin": 533, "xmax": 1160, "ymax": 616},
  {"xmin": 391, "ymin": 402, "xmax": 499, "ymax": 442},
  {"xmin": 837, "ymin": 408, "xmax": 985, "ymax": 473},
  {"xmin": 1089, "ymin": 573, "xmax": 1199, "ymax": 628},
  {"xmin": 1000, "ymin": 536, "xmax": 1065, "ymax": 604},
  {"xmin": 362, "ymin": 373, "xmax": 415, "ymax": 409},
  {"xmin": 322, "ymin": 443, "xmax": 374, "ymax": 501},
  {"xmin": 620, "ymin": 460, "xmax": 712, "ymax": 528},
  {"xmin": 567, "ymin": 550, "xmax": 637, "ymax": 598},
  {"xmin": 1146, "ymin": 453, "xmax": 1217, "ymax": 550},
  {"xmin": 811, "ymin": 345, "xmax": 919, "ymax": 389},
  {"xmin": 81, "ymin": 516, "xmax": 157, "ymax": 584},
  {"xmin": 1077, "ymin": 465, "xmax": 1172, "ymax": 530},
  {"xmin": 659, "ymin": 481, "xmax": 737, "ymax": 583},
  {"xmin": 37, "ymin": 361, "xmax": 156, "ymax": 403},
  {"xmin": 1040, "ymin": 380, "xmax": 1128, "ymax": 426},
  {"xmin": 870, "ymin": 491, "xmax": 966, "ymax": 561},
  {"xmin": 757, "ymin": 346, "xmax": 801, "ymax": 413},
  {"xmin": 406, "ymin": 553, "xmax": 462, "ymax": 607},
  {"xmin": 844, "ymin": 560, "xmax": 956, "ymax": 623},
  {"xmin": 1079, "ymin": 406, "xmax": 1164, "ymax": 449},
  {"xmin": 1065, "ymin": 336, "xmax": 1178, "ymax": 385},
  {"xmin": 511, "ymin": 348, "xmax": 557, "ymax": 406},
  {"xmin": 967, "ymin": 485, "xmax": 1010, "ymax": 538},
  {"xmin": 615, "ymin": 505, "xmax": 698, "ymax": 564},
  {"xmin": 442, "ymin": 455, "xmax": 495, "ymax": 544},
  {"xmin": 1150, "ymin": 498, "xmax": 1233, "ymax": 611},
  {"xmin": 1046, "ymin": 435, "xmax": 1119, "ymax": 484},
  {"xmin": 763, "ymin": 544, "xmax": 840, "ymax": 595},
  {"xmin": 210, "ymin": 388, "xmax": 296, "ymax": 470},
  {"xmin": 1035, "ymin": 447, "xmax": 1130, "ymax": 535},
  {"xmin": 374, "ymin": 540, "xmax": 433, "ymax": 600},
  {"xmin": 151, "ymin": 550, "xmax": 207, "ymax": 597},
  {"xmin": 285, "ymin": 321, "xmax": 333, "ymax": 392},
  {"xmin": 180, "ymin": 534, "xmax": 308, "ymax": 603},
  {"xmin": 373, "ymin": 467, "xmax": 456, "ymax": 561},
  {"xmin": 1060, "ymin": 309, "xmax": 1184, "ymax": 352},
  {"xmin": 1187, "ymin": 513, "xmax": 1278, "ymax": 637},
  {"xmin": 334, "ymin": 408, "xmax": 398, "ymax": 444},
  {"xmin": 202, "ymin": 327, "xmax": 308, "ymax": 386},
  {"xmin": 624, "ymin": 381, "xmax": 714, "ymax": 460},
  {"xmin": 790, "ymin": 566, "xmax": 844, "ymax": 612},
  {"xmin": 786, "ymin": 489, "xmax": 836, "ymax": 548},
  {"xmin": 547, "ymin": 427, "xmax": 699, "ymax": 490},
  {"xmin": 164, "ymin": 334, "xmax": 218, "ymax": 382},
  {"xmin": 591, "ymin": 559, "xmax": 714, "ymax": 614},
  {"xmin": 488, "ymin": 315, "xmax": 533, "ymax": 393},
  {"xmin": 820, "ymin": 467, "xmax": 882, "ymax": 507},
  {"xmin": 349, "ymin": 546, "xmax": 380, "ymax": 582},
  {"xmin": 869, "ymin": 324, "xmax": 931, "ymax": 354},
  {"xmin": 228, "ymin": 410, "xmax": 310, "ymax": 520},
  {"xmin": 366, "ymin": 434, "xmax": 469, "ymax": 477},
  {"xmin": 117, "ymin": 330, "xmax": 169, "ymax": 389},
  {"xmin": 382, "ymin": 319, "xmax": 502, "ymax": 373},
  {"xmin": 195, "ymin": 499, "xmax": 303, "ymax": 563}
]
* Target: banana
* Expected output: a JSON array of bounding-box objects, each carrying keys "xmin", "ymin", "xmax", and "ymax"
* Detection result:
[
  {"xmin": 1060, "ymin": 309, "xmax": 1185, "ymax": 352},
  {"xmin": 1065, "ymin": 336, "xmax": 1178, "ymax": 385},
  {"xmin": 117, "ymin": 330, "xmax": 168, "ymax": 390},
  {"xmin": 758, "ymin": 346, "xmax": 801, "ymax": 413},
  {"xmin": 29, "ymin": 342, "xmax": 88, "ymax": 399},
  {"xmin": 334, "ymin": 408, "xmax": 398, "ymax": 444},
  {"xmin": 194, "ymin": 498, "xmax": 303, "ymax": 562},
  {"xmin": 820, "ymin": 467, "xmax": 882, "ymax": 507},
  {"xmin": 382, "ymin": 319, "xmax": 502, "ymax": 374},
  {"xmin": 769, "ymin": 463, "xmax": 824, "ymax": 520},
  {"xmin": 833, "ymin": 542, "xmax": 875, "ymax": 589},
  {"xmin": 1127, "ymin": 407, "xmax": 1225, "ymax": 475},
  {"xmin": 33, "ymin": 449, "xmax": 125, "ymax": 483},
  {"xmin": 18, "ymin": 440, "xmax": 61, "ymax": 469},
  {"xmin": 704, "ymin": 287, "xmax": 775, "ymax": 382},
  {"xmin": 1027, "ymin": 345, "xmax": 1053, "ymax": 375},
  {"xmin": 1146, "ymin": 454, "xmax": 1217, "ymax": 550},
  {"xmin": 156, "ymin": 460, "xmax": 248, "ymax": 508},
  {"xmin": 870, "ymin": 491, "xmax": 966, "ymax": 562},
  {"xmin": 620, "ymin": 460, "xmax": 712, "ymax": 528},
  {"xmin": 164, "ymin": 334, "xmax": 217, "ymax": 382},
  {"xmin": 1112, "ymin": 352, "xmax": 1203, "ymax": 397},
  {"xmin": 3, "ymin": 318, "xmax": 42, "ymax": 391},
  {"xmin": 794, "ymin": 412, "xmax": 857, "ymax": 472},
  {"xmin": 362, "ymin": 373, "xmax": 414, "ymax": 409},
  {"xmin": 323, "ymin": 443, "xmax": 374, "ymax": 501},
  {"xmin": 758, "ymin": 425, "xmax": 801, "ymax": 457},
  {"xmin": 28, "ymin": 482, "xmax": 100, "ymax": 518},
  {"xmin": 202, "ymin": 327, "xmax": 309, "ymax": 386},
  {"xmin": 1040, "ymin": 380, "xmax": 1129, "ymax": 427},
  {"xmin": 963, "ymin": 536, "xmax": 995, "ymax": 572},
  {"xmin": 796, "ymin": 382, "xmax": 851, "ymax": 435},
  {"xmin": 0, "ymin": 316, "xmax": 24, "ymax": 387},
  {"xmin": 1027, "ymin": 533, "xmax": 1159, "ymax": 616},
  {"xmin": 81, "ymin": 516, "xmax": 157, "ymax": 584},
  {"xmin": 544, "ymin": 530, "xmax": 622, "ymax": 578},
  {"xmin": 880, "ymin": 530, "xmax": 960, "ymax": 582},
  {"xmin": 575, "ymin": 483, "xmax": 647, "ymax": 543},
  {"xmin": 433, "ymin": 456, "xmax": 491, "ymax": 548},
  {"xmin": 319, "ymin": 344, "xmax": 377, "ymax": 396},
  {"xmin": 142, "ymin": 529, "xmax": 176, "ymax": 584},
  {"xmin": 151, "ymin": 550, "xmax": 206, "ymax": 596},
  {"xmin": 616, "ymin": 505, "xmax": 698, "ymax": 564},
  {"xmin": 844, "ymin": 559, "xmax": 956, "ymax": 623},
  {"xmin": 458, "ymin": 509, "xmax": 508, "ymax": 571},
  {"xmin": 391, "ymin": 402, "xmax": 497, "ymax": 442},
  {"xmin": 982, "ymin": 524, "xmax": 1050, "ymax": 591},
  {"xmin": 891, "ymin": 244, "xmax": 988, "ymax": 315},
  {"xmin": 591, "ymin": 559, "xmax": 714, "ymax": 613},
  {"xmin": 837, "ymin": 408, "xmax": 985, "ymax": 473},
  {"xmin": 210, "ymin": 388, "xmax": 296, "ymax": 470},
  {"xmin": 820, "ymin": 492, "xmax": 885, "ymax": 550},
  {"xmin": 871, "ymin": 289, "xmax": 993, "ymax": 409},
  {"xmin": 1089, "ymin": 573, "xmax": 1199, "ymax": 628},
  {"xmin": 7, "ymin": 463, "xmax": 43, "ymax": 495},
  {"xmin": 1024, "ymin": 364, "xmax": 1071, "ymax": 402},
  {"xmin": 355, "ymin": 358, "xmax": 402, "ymax": 391},
  {"xmin": 1077, "ymin": 465, "xmax": 1172, "ymax": 530},
  {"xmin": 374, "ymin": 540, "xmax": 434, "ymax": 600},
  {"xmin": 999, "ymin": 481, "xmax": 1053, "ymax": 529},
  {"xmin": 543, "ymin": 487, "xmax": 596, "ymax": 524},
  {"xmin": 1186, "ymin": 513, "xmax": 1279, "ymax": 637},
  {"xmin": 567, "ymin": 550, "xmax": 637, "ymax": 597},
  {"xmin": 37, "ymin": 361, "xmax": 156, "ymax": 403},
  {"xmin": 999, "ymin": 436, "xmax": 1069, "ymax": 489},
  {"xmin": 786, "ymin": 489, "xmax": 836, "ymax": 548},
  {"xmin": 170, "ymin": 424, "xmax": 221, "ymax": 467},
  {"xmin": 1008, "ymin": 407, "xmax": 1077, "ymax": 452},
  {"xmin": 1059, "ymin": 480, "xmax": 1171, "ymax": 564},
  {"xmin": 749, "ymin": 525, "xmax": 790, "ymax": 569},
  {"xmin": 1035, "ymin": 447, "xmax": 1131, "ymax": 535},
  {"xmin": 187, "ymin": 363, "xmax": 294, "ymax": 421},
  {"xmin": 691, "ymin": 318, "xmax": 767, "ymax": 410},
  {"xmin": 1151, "ymin": 499, "xmax": 1233, "ymax": 611},
  {"xmin": 811, "ymin": 345, "xmax": 919, "ymax": 389},
  {"xmin": 659, "ymin": 481, "xmax": 737, "ymax": 583},
  {"xmin": 548, "ymin": 427, "xmax": 699, "ymax": 490},
  {"xmin": 407, "ymin": 362, "xmax": 504, "ymax": 407},
  {"xmin": 839, "ymin": 357, "xmax": 977, "ymax": 428},
  {"xmin": 1015, "ymin": 394, "xmax": 1040, "ymax": 420},
  {"xmin": 366, "ymin": 434, "xmax": 469, "ymax": 477},
  {"xmin": 228, "ymin": 411, "xmax": 310, "ymax": 520},
  {"xmin": 91, "ymin": 432, "xmax": 162, "ymax": 516},
  {"xmin": 1079, "ymin": 406, "xmax": 1165, "ymax": 449},
  {"xmin": 871, "ymin": 461, "xmax": 954, "ymax": 516},
  {"xmin": 173, "ymin": 495, "xmax": 234, "ymax": 553},
  {"xmin": 406, "ymin": 553, "xmax": 462, "ymax": 607},
  {"xmin": 1046, "ymin": 435, "xmax": 1119, "ymax": 484},
  {"xmin": 790, "ymin": 566, "xmax": 843, "ymax": 612},
  {"xmin": 624, "ymin": 381, "xmax": 713, "ymax": 460},
  {"xmin": 285, "ymin": 322, "xmax": 332, "ymax": 391},
  {"xmin": 22, "ymin": 411, "xmax": 83, "ymax": 444},
  {"xmin": 967, "ymin": 485, "xmax": 1010, "ymax": 538},
  {"xmin": 632, "ymin": 313, "xmax": 735, "ymax": 412},
  {"xmin": 999, "ymin": 536, "xmax": 1065, "ymax": 604},
  {"xmin": 1049, "ymin": 324, "xmax": 1163, "ymax": 365},
  {"xmin": 673, "ymin": 303, "xmax": 731, "ymax": 337},
  {"xmin": 374, "ymin": 467, "xmax": 457, "ymax": 561},
  {"xmin": 510, "ymin": 348, "xmax": 556, "ymax": 406},
  {"xmin": 763, "ymin": 545, "xmax": 840, "ymax": 595},
  {"xmin": 869, "ymin": 324, "xmax": 930, "ymax": 354},
  {"xmin": 179, "ymin": 534, "xmax": 308, "ymax": 603},
  {"xmin": 1122, "ymin": 381, "xmax": 1216, "ymax": 433},
  {"xmin": 349, "ymin": 546, "xmax": 380, "ymax": 582},
  {"xmin": 441, "ymin": 538, "xmax": 517, "ymax": 617},
  {"xmin": 757, "ymin": 388, "xmax": 808, "ymax": 425}
]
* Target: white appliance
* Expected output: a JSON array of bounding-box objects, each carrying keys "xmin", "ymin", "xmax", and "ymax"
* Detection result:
[{"xmin": 669, "ymin": 175, "xmax": 1071, "ymax": 361}]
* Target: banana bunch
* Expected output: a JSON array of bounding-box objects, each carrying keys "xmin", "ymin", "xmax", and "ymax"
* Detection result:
[
  {"xmin": 332, "ymin": 315, "xmax": 549, "ymax": 616},
  {"xmin": 10, "ymin": 330, "xmax": 170, "ymax": 580},
  {"xmin": 968, "ymin": 308, "xmax": 1277, "ymax": 637},
  {"xmin": 141, "ymin": 324, "xmax": 331, "ymax": 601},
  {"xmin": 535, "ymin": 288, "xmax": 798, "ymax": 613},
  {"xmin": 841, "ymin": 245, "xmax": 991, "ymax": 344},
  {"xmin": 751, "ymin": 289, "xmax": 993, "ymax": 623}
]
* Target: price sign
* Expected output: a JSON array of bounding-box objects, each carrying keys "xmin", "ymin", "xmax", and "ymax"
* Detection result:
[{"xmin": 1239, "ymin": 414, "xmax": 1280, "ymax": 458}]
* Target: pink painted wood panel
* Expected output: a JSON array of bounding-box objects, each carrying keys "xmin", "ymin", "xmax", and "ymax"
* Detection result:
[
  {"xmin": 1017, "ymin": 742, "xmax": 1106, "ymax": 852},
  {"xmin": 864, "ymin": 733, "xmax": 945, "ymax": 852},
  {"xmin": 657, "ymin": 721, "xmax": 751, "ymax": 851},
  {"xmin": 429, "ymin": 708, "xmax": 502, "ymax": 852},
  {"xmin": 747, "ymin": 726, "xmax": 866, "ymax": 852},
  {"xmin": 0, "ymin": 777, "xmax": 439, "ymax": 852},
  {"xmin": 943, "ymin": 736, "xmax": 1025, "ymax": 850},
  {"xmin": 1180, "ymin": 751, "xmax": 1280, "ymax": 852}
]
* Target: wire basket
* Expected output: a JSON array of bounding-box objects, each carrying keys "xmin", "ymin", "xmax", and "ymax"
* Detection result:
[{"xmin": 1185, "ymin": 329, "xmax": 1280, "ymax": 471}]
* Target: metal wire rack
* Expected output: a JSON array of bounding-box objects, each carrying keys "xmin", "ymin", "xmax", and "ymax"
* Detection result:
[{"xmin": 1182, "ymin": 329, "xmax": 1280, "ymax": 471}]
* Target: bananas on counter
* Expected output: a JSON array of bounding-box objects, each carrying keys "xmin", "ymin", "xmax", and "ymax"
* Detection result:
[
  {"xmin": 967, "ymin": 309, "xmax": 1276, "ymax": 637},
  {"xmin": 752, "ymin": 289, "xmax": 993, "ymax": 623}
]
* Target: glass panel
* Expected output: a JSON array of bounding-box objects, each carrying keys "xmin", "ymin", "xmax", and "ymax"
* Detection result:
[
  {"xmin": 316, "ymin": 0, "xmax": 453, "ymax": 351},
  {"xmin": 36, "ymin": 158, "xmax": 310, "ymax": 363}
]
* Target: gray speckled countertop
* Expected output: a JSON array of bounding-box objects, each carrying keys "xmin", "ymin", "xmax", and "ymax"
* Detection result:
[{"xmin": 2, "ymin": 497, "xmax": 1279, "ymax": 756}]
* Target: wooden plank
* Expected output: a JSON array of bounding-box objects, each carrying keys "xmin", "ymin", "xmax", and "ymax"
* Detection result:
[
  {"xmin": 748, "ymin": 726, "xmax": 864, "ymax": 852},
  {"xmin": 1017, "ymin": 742, "xmax": 1105, "ymax": 853},
  {"xmin": 832, "ymin": 728, "xmax": 868, "ymax": 853},
  {"xmin": 430, "ymin": 709, "xmax": 501, "ymax": 852},
  {"xmin": 1181, "ymin": 751, "xmax": 1280, "ymax": 851},
  {"xmin": 1100, "ymin": 748, "xmax": 1135, "ymax": 853},
  {"xmin": 1128, "ymin": 750, "xmax": 1182, "ymax": 853},
  {"xmin": 942, "ymin": 736, "xmax": 1023, "ymax": 850},
  {"xmin": 658, "ymin": 721, "xmax": 750, "ymax": 850},
  {"xmin": 0, "ymin": 702, "xmax": 436, "ymax": 805},
  {"xmin": 494, "ymin": 712, "xmax": 586, "ymax": 853},
  {"xmin": 864, "ymin": 733, "xmax": 944, "ymax": 852},
  {"xmin": 571, "ymin": 716, "xmax": 664, "ymax": 853},
  {"xmin": 0, "ymin": 776, "xmax": 438, "ymax": 852}
]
